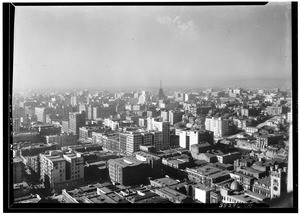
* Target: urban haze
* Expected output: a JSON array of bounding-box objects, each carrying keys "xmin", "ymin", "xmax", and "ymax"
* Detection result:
[{"xmin": 12, "ymin": 2, "xmax": 293, "ymax": 208}]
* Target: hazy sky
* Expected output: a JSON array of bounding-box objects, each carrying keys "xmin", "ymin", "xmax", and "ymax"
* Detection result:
[{"xmin": 13, "ymin": 3, "xmax": 292, "ymax": 90}]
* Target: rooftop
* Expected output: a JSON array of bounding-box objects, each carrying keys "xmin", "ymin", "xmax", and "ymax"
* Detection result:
[
  {"xmin": 150, "ymin": 177, "xmax": 179, "ymax": 187},
  {"xmin": 108, "ymin": 157, "xmax": 144, "ymax": 168},
  {"xmin": 187, "ymin": 165, "xmax": 222, "ymax": 176}
]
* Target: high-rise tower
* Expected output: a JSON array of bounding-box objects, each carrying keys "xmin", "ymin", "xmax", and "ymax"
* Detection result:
[{"xmin": 158, "ymin": 80, "xmax": 165, "ymax": 100}]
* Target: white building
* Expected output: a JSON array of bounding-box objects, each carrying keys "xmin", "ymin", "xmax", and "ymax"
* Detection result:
[
  {"xmin": 205, "ymin": 117, "xmax": 229, "ymax": 138},
  {"xmin": 195, "ymin": 185, "xmax": 213, "ymax": 203}
]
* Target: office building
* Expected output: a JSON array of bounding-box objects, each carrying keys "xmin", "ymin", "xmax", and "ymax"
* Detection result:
[
  {"xmin": 107, "ymin": 157, "xmax": 148, "ymax": 186},
  {"xmin": 126, "ymin": 131, "xmax": 143, "ymax": 155},
  {"xmin": 69, "ymin": 112, "xmax": 85, "ymax": 136},
  {"xmin": 40, "ymin": 151, "xmax": 66, "ymax": 189},
  {"xmin": 13, "ymin": 158, "xmax": 24, "ymax": 183},
  {"xmin": 169, "ymin": 110, "xmax": 184, "ymax": 125},
  {"xmin": 205, "ymin": 117, "xmax": 229, "ymax": 138},
  {"xmin": 13, "ymin": 117, "xmax": 20, "ymax": 133},
  {"xmin": 63, "ymin": 152, "xmax": 84, "ymax": 182},
  {"xmin": 35, "ymin": 107, "xmax": 53, "ymax": 123},
  {"xmin": 151, "ymin": 120, "xmax": 170, "ymax": 149}
]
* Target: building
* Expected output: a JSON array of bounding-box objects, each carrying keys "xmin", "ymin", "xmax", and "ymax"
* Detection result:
[
  {"xmin": 245, "ymin": 126, "xmax": 259, "ymax": 135},
  {"xmin": 266, "ymin": 106, "xmax": 283, "ymax": 115},
  {"xmin": 20, "ymin": 143, "xmax": 58, "ymax": 157},
  {"xmin": 160, "ymin": 110, "xmax": 169, "ymax": 122},
  {"xmin": 158, "ymin": 81, "xmax": 165, "ymax": 100},
  {"xmin": 141, "ymin": 131, "xmax": 153, "ymax": 146},
  {"xmin": 61, "ymin": 120, "xmax": 69, "ymax": 133},
  {"xmin": 40, "ymin": 150, "xmax": 67, "ymax": 189},
  {"xmin": 205, "ymin": 117, "xmax": 229, "ymax": 138},
  {"xmin": 69, "ymin": 112, "xmax": 85, "ymax": 136},
  {"xmin": 256, "ymin": 134, "xmax": 283, "ymax": 149},
  {"xmin": 45, "ymin": 133, "xmax": 77, "ymax": 147},
  {"xmin": 241, "ymin": 108, "xmax": 260, "ymax": 117},
  {"xmin": 63, "ymin": 152, "xmax": 84, "ymax": 182},
  {"xmin": 154, "ymin": 187, "xmax": 190, "ymax": 203},
  {"xmin": 107, "ymin": 157, "xmax": 149, "ymax": 186},
  {"xmin": 79, "ymin": 126, "xmax": 102, "ymax": 140},
  {"xmin": 125, "ymin": 131, "xmax": 143, "ymax": 155},
  {"xmin": 104, "ymin": 118, "xmax": 120, "ymax": 131},
  {"xmin": 13, "ymin": 131, "xmax": 42, "ymax": 143},
  {"xmin": 13, "ymin": 157, "xmax": 24, "ymax": 183},
  {"xmin": 150, "ymin": 177, "xmax": 179, "ymax": 188},
  {"xmin": 151, "ymin": 120, "xmax": 170, "ymax": 149},
  {"xmin": 186, "ymin": 165, "xmax": 230, "ymax": 187},
  {"xmin": 151, "ymin": 131, "xmax": 163, "ymax": 150},
  {"xmin": 194, "ymin": 184, "xmax": 214, "ymax": 203},
  {"xmin": 35, "ymin": 107, "xmax": 53, "ymax": 123},
  {"xmin": 252, "ymin": 176, "xmax": 271, "ymax": 198},
  {"xmin": 13, "ymin": 117, "xmax": 20, "ymax": 133},
  {"xmin": 134, "ymin": 151, "xmax": 162, "ymax": 177},
  {"xmin": 169, "ymin": 110, "xmax": 184, "ymax": 125},
  {"xmin": 179, "ymin": 130, "xmax": 190, "ymax": 150},
  {"xmin": 219, "ymin": 188, "xmax": 260, "ymax": 203},
  {"xmin": 179, "ymin": 130, "xmax": 214, "ymax": 150},
  {"xmin": 40, "ymin": 150, "xmax": 85, "ymax": 191}
]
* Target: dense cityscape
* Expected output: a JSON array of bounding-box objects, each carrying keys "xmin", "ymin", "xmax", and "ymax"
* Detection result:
[{"xmin": 11, "ymin": 84, "xmax": 292, "ymax": 205}]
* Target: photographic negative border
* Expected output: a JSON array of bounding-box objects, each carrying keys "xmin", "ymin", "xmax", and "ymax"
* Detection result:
[{"xmin": 3, "ymin": 1, "xmax": 298, "ymax": 213}]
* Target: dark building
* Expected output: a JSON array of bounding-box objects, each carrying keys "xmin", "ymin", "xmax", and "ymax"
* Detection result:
[
  {"xmin": 69, "ymin": 112, "xmax": 85, "ymax": 137},
  {"xmin": 107, "ymin": 157, "xmax": 149, "ymax": 186}
]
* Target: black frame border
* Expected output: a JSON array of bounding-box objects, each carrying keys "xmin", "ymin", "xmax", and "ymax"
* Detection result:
[{"xmin": 3, "ymin": 1, "xmax": 298, "ymax": 213}]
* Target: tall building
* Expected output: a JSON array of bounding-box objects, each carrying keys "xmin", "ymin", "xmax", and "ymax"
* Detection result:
[
  {"xmin": 126, "ymin": 131, "xmax": 143, "ymax": 155},
  {"xmin": 151, "ymin": 131, "xmax": 163, "ymax": 149},
  {"xmin": 169, "ymin": 110, "xmax": 184, "ymax": 125},
  {"xmin": 152, "ymin": 120, "xmax": 170, "ymax": 149},
  {"xmin": 141, "ymin": 132, "xmax": 153, "ymax": 146},
  {"xmin": 138, "ymin": 93, "xmax": 147, "ymax": 104},
  {"xmin": 179, "ymin": 130, "xmax": 190, "ymax": 150},
  {"xmin": 61, "ymin": 120, "xmax": 69, "ymax": 133},
  {"xmin": 13, "ymin": 158, "xmax": 24, "ymax": 183},
  {"xmin": 40, "ymin": 151, "xmax": 66, "ymax": 188},
  {"xmin": 40, "ymin": 150, "xmax": 84, "ymax": 191},
  {"xmin": 69, "ymin": 112, "xmax": 85, "ymax": 136},
  {"xmin": 87, "ymin": 105, "xmax": 93, "ymax": 120},
  {"xmin": 35, "ymin": 107, "xmax": 53, "ymax": 123},
  {"xmin": 119, "ymin": 133, "xmax": 128, "ymax": 154},
  {"xmin": 71, "ymin": 96, "xmax": 77, "ymax": 106},
  {"xmin": 158, "ymin": 81, "xmax": 165, "ymax": 101},
  {"xmin": 205, "ymin": 117, "xmax": 229, "ymax": 138},
  {"xmin": 13, "ymin": 117, "xmax": 20, "ymax": 133},
  {"xmin": 160, "ymin": 110, "xmax": 169, "ymax": 122},
  {"xmin": 63, "ymin": 152, "xmax": 84, "ymax": 182},
  {"xmin": 180, "ymin": 129, "xmax": 214, "ymax": 150}
]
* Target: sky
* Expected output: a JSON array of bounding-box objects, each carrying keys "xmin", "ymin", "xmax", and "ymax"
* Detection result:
[{"xmin": 13, "ymin": 3, "xmax": 292, "ymax": 90}]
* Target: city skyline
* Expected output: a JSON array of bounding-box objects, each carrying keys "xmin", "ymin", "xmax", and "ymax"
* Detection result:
[{"xmin": 13, "ymin": 3, "xmax": 291, "ymax": 90}]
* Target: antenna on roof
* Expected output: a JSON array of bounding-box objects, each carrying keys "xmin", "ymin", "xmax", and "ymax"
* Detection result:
[{"xmin": 160, "ymin": 80, "xmax": 162, "ymax": 89}]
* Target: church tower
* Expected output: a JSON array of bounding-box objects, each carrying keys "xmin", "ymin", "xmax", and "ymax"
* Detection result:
[
  {"xmin": 158, "ymin": 80, "xmax": 165, "ymax": 101},
  {"xmin": 270, "ymin": 168, "xmax": 282, "ymax": 199}
]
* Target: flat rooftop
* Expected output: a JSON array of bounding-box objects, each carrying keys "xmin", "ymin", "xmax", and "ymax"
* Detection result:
[
  {"xmin": 187, "ymin": 165, "xmax": 221, "ymax": 176},
  {"xmin": 108, "ymin": 157, "xmax": 143, "ymax": 168},
  {"xmin": 151, "ymin": 177, "xmax": 179, "ymax": 187}
]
